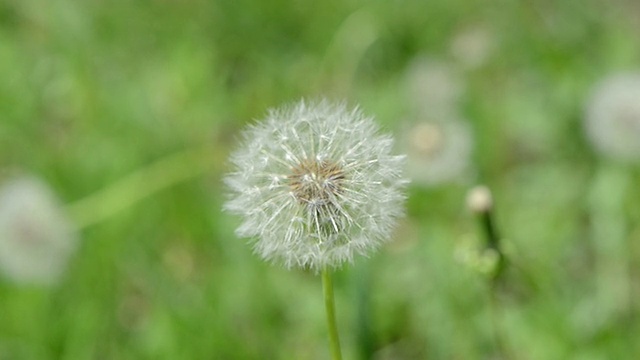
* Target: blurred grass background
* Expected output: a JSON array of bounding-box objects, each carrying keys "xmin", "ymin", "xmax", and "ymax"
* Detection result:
[{"xmin": 1, "ymin": 0, "xmax": 640, "ymax": 359}]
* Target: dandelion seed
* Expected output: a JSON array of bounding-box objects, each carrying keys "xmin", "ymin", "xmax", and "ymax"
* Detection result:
[
  {"xmin": 585, "ymin": 73, "xmax": 640, "ymax": 163},
  {"xmin": 224, "ymin": 100, "xmax": 406, "ymax": 271},
  {"xmin": 0, "ymin": 177, "xmax": 77, "ymax": 285}
]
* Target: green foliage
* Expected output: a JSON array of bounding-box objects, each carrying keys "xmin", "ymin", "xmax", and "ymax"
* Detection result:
[{"xmin": 1, "ymin": 0, "xmax": 640, "ymax": 358}]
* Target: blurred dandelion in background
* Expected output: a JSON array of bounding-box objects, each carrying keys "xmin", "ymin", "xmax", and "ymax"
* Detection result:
[
  {"xmin": 401, "ymin": 55, "xmax": 474, "ymax": 186},
  {"xmin": 0, "ymin": 176, "xmax": 77, "ymax": 286},
  {"xmin": 404, "ymin": 57, "xmax": 464, "ymax": 120},
  {"xmin": 583, "ymin": 73, "xmax": 640, "ymax": 331},
  {"xmin": 224, "ymin": 99, "xmax": 407, "ymax": 271},
  {"xmin": 449, "ymin": 25, "xmax": 495, "ymax": 70},
  {"xmin": 401, "ymin": 119, "xmax": 474, "ymax": 186},
  {"xmin": 584, "ymin": 72, "xmax": 640, "ymax": 163}
]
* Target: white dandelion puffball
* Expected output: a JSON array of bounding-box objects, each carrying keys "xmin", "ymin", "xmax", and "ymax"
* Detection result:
[
  {"xmin": 404, "ymin": 57, "xmax": 464, "ymax": 119},
  {"xmin": 449, "ymin": 25, "xmax": 495, "ymax": 70},
  {"xmin": 585, "ymin": 73, "xmax": 640, "ymax": 162},
  {"xmin": 402, "ymin": 119, "xmax": 473, "ymax": 186},
  {"xmin": 0, "ymin": 177, "xmax": 77, "ymax": 285},
  {"xmin": 224, "ymin": 100, "xmax": 406, "ymax": 271}
]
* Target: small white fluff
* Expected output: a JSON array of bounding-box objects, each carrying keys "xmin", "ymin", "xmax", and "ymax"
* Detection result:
[
  {"xmin": 585, "ymin": 73, "xmax": 640, "ymax": 163},
  {"xmin": 0, "ymin": 177, "xmax": 77, "ymax": 285},
  {"xmin": 224, "ymin": 100, "xmax": 407, "ymax": 271}
]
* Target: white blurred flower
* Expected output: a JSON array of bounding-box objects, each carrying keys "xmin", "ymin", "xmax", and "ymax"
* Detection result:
[
  {"xmin": 402, "ymin": 119, "xmax": 474, "ymax": 186},
  {"xmin": 224, "ymin": 100, "xmax": 406, "ymax": 271},
  {"xmin": 585, "ymin": 73, "xmax": 640, "ymax": 161},
  {"xmin": 449, "ymin": 25, "xmax": 495, "ymax": 70},
  {"xmin": 0, "ymin": 177, "xmax": 77, "ymax": 285},
  {"xmin": 585, "ymin": 73, "xmax": 640, "ymax": 162},
  {"xmin": 404, "ymin": 57, "xmax": 464, "ymax": 120}
]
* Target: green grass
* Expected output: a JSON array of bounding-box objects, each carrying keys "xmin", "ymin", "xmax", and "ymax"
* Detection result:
[{"xmin": 1, "ymin": 0, "xmax": 640, "ymax": 358}]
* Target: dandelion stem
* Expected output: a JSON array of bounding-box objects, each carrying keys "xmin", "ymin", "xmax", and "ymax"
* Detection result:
[
  {"xmin": 467, "ymin": 185, "xmax": 510, "ymax": 358},
  {"xmin": 467, "ymin": 185, "xmax": 505, "ymax": 279},
  {"xmin": 66, "ymin": 146, "xmax": 215, "ymax": 229},
  {"xmin": 479, "ymin": 211, "xmax": 509, "ymax": 358},
  {"xmin": 322, "ymin": 267, "xmax": 343, "ymax": 360},
  {"xmin": 479, "ymin": 209, "xmax": 506, "ymax": 279}
]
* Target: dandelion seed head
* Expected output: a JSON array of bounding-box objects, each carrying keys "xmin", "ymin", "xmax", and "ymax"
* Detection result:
[
  {"xmin": 585, "ymin": 73, "xmax": 640, "ymax": 162},
  {"xmin": 404, "ymin": 57, "xmax": 464, "ymax": 119},
  {"xmin": 224, "ymin": 100, "xmax": 406, "ymax": 271},
  {"xmin": 449, "ymin": 25, "xmax": 495, "ymax": 70},
  {"xmin": 411, "ymin": 122, "xmax": 445, "ymax": 156},
  {"xmin": 0, "ymin": 177, "xmax": 77, "ymax": 285},
  {"xmin": 402, "ymin": 119, "xmax": 473, "ymax": 186}
]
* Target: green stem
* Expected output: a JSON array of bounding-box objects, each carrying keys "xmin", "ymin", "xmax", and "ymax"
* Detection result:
[
  {"xmin": 65, "ymin": 146, "xmax": 215, "ymax": 229},
  {"xmin": 478, "ymin": 209, "xmax": 506, "ymax": 280},
  {"xmin": 322, "ymin": 268, "xmax": 343, "ymax": 360},
  {"xmin": 480, "ymin": 210, "xmax": 499, "ymax": 250}
]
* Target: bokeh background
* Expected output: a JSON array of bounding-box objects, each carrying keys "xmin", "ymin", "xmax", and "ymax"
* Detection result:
[{"xmin": 1, "ymin": 0, "xmax": 640, "ymax": 359}]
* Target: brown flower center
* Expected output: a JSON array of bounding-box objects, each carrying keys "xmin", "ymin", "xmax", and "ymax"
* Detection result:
[{"xmin": 288, "ymin": 159, "xmax": 345, "ymax": 204}]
